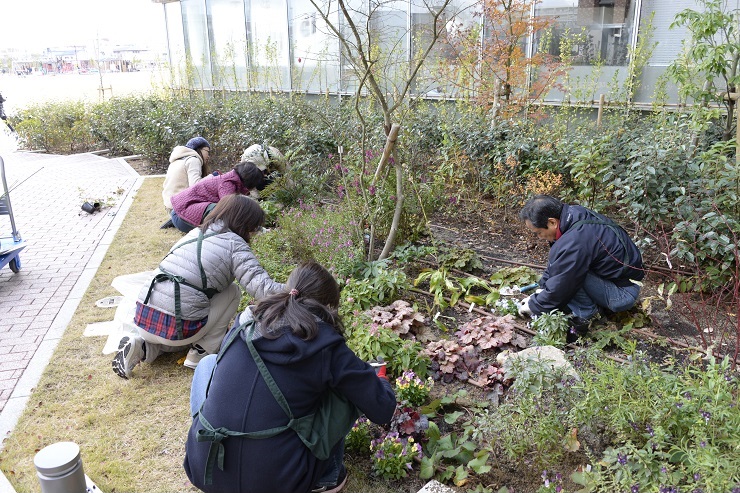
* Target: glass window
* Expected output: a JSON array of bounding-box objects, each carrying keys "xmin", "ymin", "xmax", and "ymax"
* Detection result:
[
  {"xmin": 208, "ymin": 0, "xmax": 249, "ymax": 90},
  {"xmin": 410, "ymin": 0, "xmax": 478, "ymax": 97},
  {"xmin": 288, "ymin": 0, "xmax": 341, "ymax": 93},
  {"xmin": 368, "ymin": 0, "xmax": 409, "ymax": 93},
  {"xmin": 249, "ymin": 0, "xmax": 290, "ymax": 91},
  {"xmin": 164, "ymin": 2, "xmax": 187, "ymax": 88},
  {"xmin": 338, "ymin": 0, "xmax": 369, "ymax": 94},
  {"xmin": 535, "ymin": 0, "xmax": 637, "ymax": 67},
  {"xmin": 182, "ymin": 0, "xmax": 212, "ymax": 89}
]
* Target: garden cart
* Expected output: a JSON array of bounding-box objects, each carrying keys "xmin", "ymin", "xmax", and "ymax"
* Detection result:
[{"xmin": 0, "ymin": 155, "xmax": 26, "ymax": 273}]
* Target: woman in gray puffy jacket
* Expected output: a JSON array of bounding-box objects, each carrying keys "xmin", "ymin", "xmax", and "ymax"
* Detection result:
[{"xmin": 112, "ymin": 194, "xmax": 286, "ymax": 379}]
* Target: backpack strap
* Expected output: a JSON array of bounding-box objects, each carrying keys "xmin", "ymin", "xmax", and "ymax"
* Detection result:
[
  {"xmin": 143, "ymin": 230, "xmax": 220, "ymax": 339},
  {"xmin": 570, "ymin": 215, "xmax": 633, "ymax": 278}
]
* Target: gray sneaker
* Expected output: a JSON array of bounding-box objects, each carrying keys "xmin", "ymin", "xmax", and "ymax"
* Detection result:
[
  {"xmin": 184, "ymin": 344, "xmax": 208, "ymax": 369},
  {"xmin": 112, "ymin": 335, "xmax": 146, "ymax": 379}
]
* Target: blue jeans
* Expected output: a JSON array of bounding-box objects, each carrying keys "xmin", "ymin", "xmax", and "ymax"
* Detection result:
[
  {"xmin": 189, "ymin": 354, "xmax": 346, "ymax": 487},
  {"xmin": 170, "ymin": 210, "xmax": 197, "ymax": 234},
  {"xmin": 190, "ymin": 354, "xmax": 217, "ymax": 417},
  {"xmin": 567, "ymin": 272, "xmax": 641, "ymax": 319}
]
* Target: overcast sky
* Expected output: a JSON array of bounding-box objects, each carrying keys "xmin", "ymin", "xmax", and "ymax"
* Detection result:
[{"xmin": 1, "ymin": 0, "xmax": 168, "ymax": 52}]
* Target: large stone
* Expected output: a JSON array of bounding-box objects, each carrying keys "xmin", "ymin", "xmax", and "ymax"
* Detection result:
[
  {"xmin": 417, "ymin": 479, "xmax": 458, "ymax": 493},
  {"xmin": 498, "ymin": 346, "xmax": 579, "ymax": 381}
]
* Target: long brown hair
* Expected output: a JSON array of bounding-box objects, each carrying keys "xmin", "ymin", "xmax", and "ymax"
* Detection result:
[
  {"xmin": 196, "ymin": 148, "xmax": 211, "ymax": 177},
  {"xmin": 253, "ymin": 261, "xmax": 343, "ymax": 340},
  {"xmin": 200, "ymin": 194, "xmax": 264, "ymax": 243}
]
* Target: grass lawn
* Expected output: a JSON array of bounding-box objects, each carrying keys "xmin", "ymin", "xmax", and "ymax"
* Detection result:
[
  {"xmin": 0, "ymin": 177, "xmax": 199, "ymax": 493},
  {"xmin": 0, "ymin": 177, "xmax": 405, "ymax": 493}
]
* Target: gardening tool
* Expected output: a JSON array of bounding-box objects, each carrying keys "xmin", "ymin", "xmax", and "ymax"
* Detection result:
[{"xmin": 499, "ymin": 283, "xmax": 539, "ymax": 296}]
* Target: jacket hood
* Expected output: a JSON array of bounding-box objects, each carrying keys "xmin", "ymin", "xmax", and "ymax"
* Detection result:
[
  {"xmin": 235, "ymin": 309, "xmax": 345, "ymax": 366},
  {"xmin": 169, "ymin": 145, "xmax": 201, "ymax": 163}
]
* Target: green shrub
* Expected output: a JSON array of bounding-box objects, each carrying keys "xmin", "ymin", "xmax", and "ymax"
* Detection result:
[{"xmin": 14, "ymin": 101, "xmax": 96, "ymax": 153}]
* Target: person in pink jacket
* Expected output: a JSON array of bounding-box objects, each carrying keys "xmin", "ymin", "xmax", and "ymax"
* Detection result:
[{"xmin": 170, "ymin": 161, "xmax": 265, "ymax": 233}]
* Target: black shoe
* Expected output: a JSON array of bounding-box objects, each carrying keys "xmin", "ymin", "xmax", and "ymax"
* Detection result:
[
  {"xmin": 566, "ymin": 316, "xmax": 591, "ymax": 344},
  {"xmin": 160, "ymin": 218, "xmax": 174, "ymax": 229}
]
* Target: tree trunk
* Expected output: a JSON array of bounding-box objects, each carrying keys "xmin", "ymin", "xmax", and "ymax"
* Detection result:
[
  {"xmin": 372, "ymin": 123, "xmax": 401, "ymax": 185},
  {"xmin": 379, "ymin": 143, "xmax": 404, "ymax": 260}
]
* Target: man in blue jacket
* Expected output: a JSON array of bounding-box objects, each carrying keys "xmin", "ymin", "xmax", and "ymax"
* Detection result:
[{"xmin": 517, "ymin": 195, "xmax": 644, "ymax": 336}]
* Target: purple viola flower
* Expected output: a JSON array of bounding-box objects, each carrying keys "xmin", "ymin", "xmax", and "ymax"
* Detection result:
[
  {"xmin": 631, "ymin": 484, "xmax": 640, "ymax": 493},
  {"xmin": 617, "ymin": 453, "xmax": 628, "ymax": 465}
]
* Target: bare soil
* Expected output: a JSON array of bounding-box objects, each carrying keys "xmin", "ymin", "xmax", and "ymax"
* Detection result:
[{"xmin": 426, "ymin": 198, "xmax": 739, "ymax": 364}]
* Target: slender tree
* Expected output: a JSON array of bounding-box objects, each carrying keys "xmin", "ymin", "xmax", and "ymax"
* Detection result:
[{"xmin": 308, "ymin": 0, "xmax": 456, "ymax": 259}]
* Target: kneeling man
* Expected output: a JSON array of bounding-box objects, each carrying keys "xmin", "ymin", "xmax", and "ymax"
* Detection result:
[{"xmin": 518, "ymin": 195, "xmax": 644, "ymax": 333}]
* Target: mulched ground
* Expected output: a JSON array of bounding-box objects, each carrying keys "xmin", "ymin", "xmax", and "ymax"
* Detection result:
[{"xmin": 425, "ymin": 198, "xmax": 739, "ymax": 364}]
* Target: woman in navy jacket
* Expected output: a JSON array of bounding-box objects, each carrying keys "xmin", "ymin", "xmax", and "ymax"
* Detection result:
[{"xmin": 184, "ymin": 261, "xmax": 396, "ymax": 493}]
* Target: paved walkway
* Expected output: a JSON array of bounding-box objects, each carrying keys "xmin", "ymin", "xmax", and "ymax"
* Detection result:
[{"xmin": 0, "ymin": 151, "xmax": 141, "ymax": 492}]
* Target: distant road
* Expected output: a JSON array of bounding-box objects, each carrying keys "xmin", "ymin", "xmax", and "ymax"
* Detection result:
[{"xmin": 0, "ymin": 70, "xmax": 172, "ymax": 115}]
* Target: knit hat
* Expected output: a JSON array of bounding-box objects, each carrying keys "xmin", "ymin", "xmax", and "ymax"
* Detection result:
[
  {"xmin": 185, "ymin": 136, "xmax": 210, "ymax": 151},
  {"xmin": 240, "ymin": 143, "xmax": 283, "ymax": 171}
]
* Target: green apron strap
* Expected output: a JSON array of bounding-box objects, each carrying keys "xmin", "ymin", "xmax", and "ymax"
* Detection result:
[
  {"xmin": 195, "ymin": 319, "xmax": 290, "ymax": 485},
  {"xmin": 244, "ymin": 322, "xmax": 295, "ymax": 421},
  {"xmin": 142, "ymin": 231, "xmax": 221, "ymax": 339}
]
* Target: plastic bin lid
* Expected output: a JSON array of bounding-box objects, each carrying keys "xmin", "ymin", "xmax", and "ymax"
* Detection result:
[{"xmin": 33, "ymin": 442, "xmax": 81, "ymax": 476}]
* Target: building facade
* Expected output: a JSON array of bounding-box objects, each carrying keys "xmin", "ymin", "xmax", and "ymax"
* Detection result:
[{"xmin": 153, "ymin": 0, "xmax": 717, "ymax": 106}]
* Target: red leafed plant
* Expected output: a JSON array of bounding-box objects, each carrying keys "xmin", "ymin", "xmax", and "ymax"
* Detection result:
[
  {"xmin": 455, "ymin": 315, "xmax": 526, "ymax": 350},
  {"xmin": 366, "ymin": 300, "xmax": 434, "ymax": 342},
  {"xmin": 423, "ymin": 339, "xmax": 481, "ymax": 383}
]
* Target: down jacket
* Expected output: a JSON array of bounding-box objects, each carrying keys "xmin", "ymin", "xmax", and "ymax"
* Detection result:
[
  {"xmin": 528, "ymin": 204, "xmax": 644, "ymax": 316},
  {"xmin": 184, "ymin": 309, "xmax": 397, "ymax": 493},
  {"xmin": 162, "ymin": 146, "xmax": 207, "ymax": 211},
  {"xmin": 137, "ymin": 221, "xmax": 285, "ymax": 324}
]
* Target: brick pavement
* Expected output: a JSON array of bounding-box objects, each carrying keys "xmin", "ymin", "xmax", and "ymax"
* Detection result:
[{"xmin": 0, "ymin": 151, "xmax": 141, "ymax": 458}]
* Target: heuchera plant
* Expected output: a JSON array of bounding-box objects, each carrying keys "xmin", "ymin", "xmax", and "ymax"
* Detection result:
[
  {"xmin": 455, "ymin": 315, "xmax": 526, "ymax": 350},
  {"xmin": 423, "ymin": 339, "xmax": 481, "ymax": 383},
  {"xmin": 366, "ymin": 300, "xmax": 433, "ymax": 342}
]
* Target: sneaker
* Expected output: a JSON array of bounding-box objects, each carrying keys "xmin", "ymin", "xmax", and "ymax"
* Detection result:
[
  {"xmin": 184, "ymin": 344, "xmax": 208, "ymax": 369},
  {"xmin": 112, "ymin": 335, "xmax": 146, "ymax": 379},
  {"xmin": 160, "ymin": 218, "xmax": 174, "ymax": 229},
  {"xmin": 311, "ymin": 469, "xmax": 348, "ymax": 493}
]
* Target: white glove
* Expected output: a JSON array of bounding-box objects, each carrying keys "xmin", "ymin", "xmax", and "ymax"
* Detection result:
[
  {"xmin": 535, "ymin": 288, "xmax": 543, "ymax": 294},
  {"xmin": 517, "ymin": 296, "xmax": 532, "ymax": 317}
]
